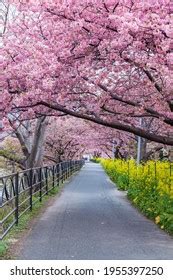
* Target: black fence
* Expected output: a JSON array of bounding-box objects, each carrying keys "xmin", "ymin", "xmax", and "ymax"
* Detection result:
[{"xmin": 0, "ymin": 160, "xmax": 84, "ymax": 240}]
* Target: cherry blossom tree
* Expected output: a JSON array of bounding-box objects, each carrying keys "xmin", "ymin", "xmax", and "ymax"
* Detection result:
[
  {"xmin": 44, "ymin": 117, "xmax": 86, "ymax": 163},
  {"xmin": 44, "ymin": 116, "xmax": 134, "ymax": 162},
  {"xmin": 1, "ymin": 0, "xmax": 173, "ymax": 145}
]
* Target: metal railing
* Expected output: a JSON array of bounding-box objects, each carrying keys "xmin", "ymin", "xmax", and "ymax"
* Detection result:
[{"xmin": 0, "ymin": 160, "xmax": 84, "ymax": 240}]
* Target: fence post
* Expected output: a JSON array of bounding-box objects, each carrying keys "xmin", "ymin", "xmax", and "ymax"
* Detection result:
[
  {"xmin": 57, "ymin": 164, "xmax": 60, "ymax": 187},
  {"xmin": 66, "ymin": 162, "xmax": 69, "ymax": 179},
  {"xmin": 15, "ymin": 173, "xmax": 19, "ymax": 225},
  {"xmin": 29, "ymin": 169, "xmax": 33, "ymax": 211},
  {"xmin": 68, "ymin": 162, "xmax": 70, "ymax": 176},
  {"xmin": 59, "ymin": 163, "xmax": 62, "ymax": 184},
  {"xmin": 62, "ymin": 163, "xmax": 65, "ymax": 182},
  {"xmin": 70, "ymin": 161, "xmax": 72, "ymax": 176},
  {"xmin": 39, "ymin": 167, "xmax": 42, "ymax": 202},
  {"xmin": 66, "ymin": 162, "xmax": 68, "ymax": 178},
  {"xmin": 67, "ymin": 162, "xmax": 69, "ymax": 178},
  {"xmin": 64, "ymin": 162, "xmax": 67, "ymax": 180},
  {"xmin": 45, "ymin": 167, "xmax": 48, "ymax": 195},
  {"xmin": 71, "ymin": 161, "xmax": 73, "ymax": 174},
  {"xmin": 65, "ymin": 162, "xmax": 67, "ymax": 180},
  {"xmin": 72, "ymin": 161, "xmax": 74, "ymax": 173},
  {"xmin": 52, "ymin": 165, "xmax": 55, "ymax": 189}
]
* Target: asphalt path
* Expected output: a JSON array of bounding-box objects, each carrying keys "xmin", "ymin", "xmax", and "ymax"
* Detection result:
[{"xmin": 18, "ymin": 163, "xmax": 173, "ymax": 259}]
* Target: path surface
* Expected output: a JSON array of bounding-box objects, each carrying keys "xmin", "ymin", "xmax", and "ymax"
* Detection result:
[{"xmin": 18, "ymin": 163, "xmax": 173, "ymax": 260}]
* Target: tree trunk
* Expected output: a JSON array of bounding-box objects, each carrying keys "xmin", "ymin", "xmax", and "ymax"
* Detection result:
[
  {"xmin": 25, "ymin": 117, "xmax": 48, "ymax": 168},
  {"xmin": 8, "ymin": 116, "xmax": 48, "ymax": 169}
]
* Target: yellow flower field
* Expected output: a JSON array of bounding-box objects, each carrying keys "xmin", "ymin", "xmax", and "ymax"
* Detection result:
[{"xmin": 100, "ymin": 159, "xmax": 173, "ymax": 234}]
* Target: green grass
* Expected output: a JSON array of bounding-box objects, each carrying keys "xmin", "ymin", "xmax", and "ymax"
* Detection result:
[{"xmin": 0, "ymin": 184, "xmax": 63, "ymax": 259}]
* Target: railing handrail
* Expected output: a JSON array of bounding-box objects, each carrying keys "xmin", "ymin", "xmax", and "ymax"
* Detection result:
[
  {"xmin": 0, "ymin": 159, "xmax": 85, "ymax": 240},
  {"xmin": 0, "ymin": 160, "xmax": 83, "ymax": 179}
]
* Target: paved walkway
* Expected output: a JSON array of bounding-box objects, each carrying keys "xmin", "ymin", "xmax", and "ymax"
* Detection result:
[{"xmin": 18, "ymin": 163, "xmax": 173, "ymax": 260}]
